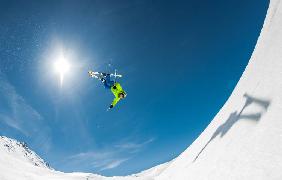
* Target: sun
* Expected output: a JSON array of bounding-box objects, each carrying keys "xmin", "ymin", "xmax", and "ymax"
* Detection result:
[{"xmin": 54, "ymin": 55, "xmax": 70, "ymax": 86}]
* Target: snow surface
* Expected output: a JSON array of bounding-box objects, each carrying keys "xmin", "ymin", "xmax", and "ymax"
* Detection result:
[
  {"xmin": 0, "ymin": 136, "xmax": 170, "ymax": 180},
  {"xmin": 0, "ymin": 136, "xmax": 51, "ymax": 169},
  {"xmin": 1, "ymin": 0, "xmax": 282, "ymax": 179}
]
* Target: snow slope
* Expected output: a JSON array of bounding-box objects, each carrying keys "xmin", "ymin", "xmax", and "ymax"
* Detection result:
[
  {"xmin": 0, "ymin": 136, "xmax": 51, "ymax": 169},
  {"xmin": 0, "ymin": 136, "xmax": 170, "ymax": 179},
  {"xmin": 1, "ymin": 0, "xmax": 282, "ymax": 179},
  {"xmin": 156, "ymin": 0, "xmax": 282, "ymax": 179}
]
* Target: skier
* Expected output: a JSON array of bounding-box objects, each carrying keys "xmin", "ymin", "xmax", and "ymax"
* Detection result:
[{"xmin": 89, "ymin": 71, "xmax": 127, "ymax": 109}]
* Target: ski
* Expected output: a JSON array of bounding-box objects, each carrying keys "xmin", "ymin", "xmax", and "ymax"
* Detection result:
[
  {"xmin": 88, "ymin": 70, "xmax": 122, "ymax": 79},
  {"xmin": 88, "ymin": 71, "xmax": 101, "ymax": 79}
]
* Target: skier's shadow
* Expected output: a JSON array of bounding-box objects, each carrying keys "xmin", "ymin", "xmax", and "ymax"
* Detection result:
[{"xmin": 193, "ymin": 93, "xmax": 271, "ymax": 162}]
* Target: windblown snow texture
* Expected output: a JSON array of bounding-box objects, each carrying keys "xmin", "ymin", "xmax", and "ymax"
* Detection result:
[{"xmin": 1, "ymin": 0, "xmax": 282, "ymax": 179}]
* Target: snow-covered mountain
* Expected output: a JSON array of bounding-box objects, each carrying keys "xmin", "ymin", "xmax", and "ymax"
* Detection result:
[
  {"xmin": 1, "ymin": 0, "xmax": 282, "ymax": 179},
  {"xmin": 0, "ymin": 136, "xmax": 170, "ymax": 179},
  {"xmin": 0, "ymin": 136, "xmax": 51, "ymax": 169}
]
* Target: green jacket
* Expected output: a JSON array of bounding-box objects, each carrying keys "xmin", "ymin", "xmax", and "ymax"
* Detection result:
[{"xmin": 110, "ymin": 83, "xmax": 126, "ymax": 107}]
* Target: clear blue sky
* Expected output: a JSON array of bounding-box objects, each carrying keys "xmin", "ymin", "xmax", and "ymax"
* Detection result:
[{"xmin": 0, "ymin": 0, "xmax": 268, "ymax": 176}]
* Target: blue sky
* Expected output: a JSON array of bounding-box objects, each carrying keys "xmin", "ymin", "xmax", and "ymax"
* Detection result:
[{"xmin": 0, "ymin": 0, "xmax": 268, "ymax": 176}]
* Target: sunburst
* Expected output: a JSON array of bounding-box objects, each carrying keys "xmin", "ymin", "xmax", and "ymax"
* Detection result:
[{"xmin": 54, "ymin": 55, "xmax": 70, "ymax": 86}]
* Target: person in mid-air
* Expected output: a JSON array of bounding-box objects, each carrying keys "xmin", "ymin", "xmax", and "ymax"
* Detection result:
[
  {"xmin": 89, "ymin": 71, "xmax": 127, "ymax": 109},
  {"xmin": 101, "ymin": 73, "xmax": 127, "ymax": 109}
]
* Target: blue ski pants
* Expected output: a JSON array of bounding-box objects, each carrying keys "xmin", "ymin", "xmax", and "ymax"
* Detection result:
[{"xmin": 103, "ymin": 74, "xmax": 115, "ymax": 89}]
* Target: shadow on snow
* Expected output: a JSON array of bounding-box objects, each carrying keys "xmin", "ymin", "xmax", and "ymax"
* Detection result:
[{"xmin": 193, "ymin": 93, "xmax": 271, "ymax": 162}]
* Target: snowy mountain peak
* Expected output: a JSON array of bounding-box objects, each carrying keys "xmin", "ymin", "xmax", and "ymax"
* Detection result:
[{"xmin": 0, "ymin": 136, "xmax": 52, "ymax": 170}]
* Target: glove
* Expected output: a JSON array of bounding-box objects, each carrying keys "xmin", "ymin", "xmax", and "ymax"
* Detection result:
[{"xmin": 109, "ymin": 105, "xmax": 113, "ymax": 109}]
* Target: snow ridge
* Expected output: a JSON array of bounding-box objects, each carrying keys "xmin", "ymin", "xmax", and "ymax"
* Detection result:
[{"xmin": 0, "ymin": 136, "xmax": 52, "ymax": 169}]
